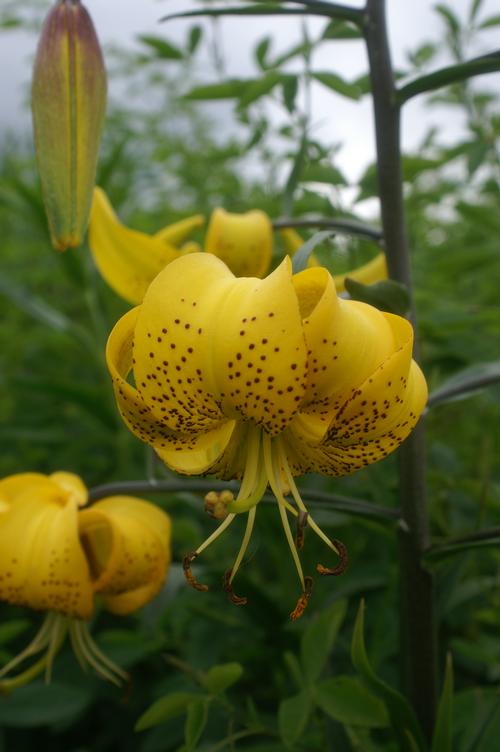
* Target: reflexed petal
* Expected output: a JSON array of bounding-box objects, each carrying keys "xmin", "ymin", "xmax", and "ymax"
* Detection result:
[
  {"xmin": 135, "ymin": 253, "xmax": 308, "ymax": 437},
  {"xmin": 49, "ymin": 472, "xmax": 88, "ymax": 507},
  {"xmin": 333, "ymin": 252, "xmax": 387, "ymax": 293},
  {"xmin": 283, "ymin": 315, "xmax": 427, "ymax": 476},
  {"xmin": 154, "ymin": 215, "xmax": 204, "ymax": 245},
  {"xmin": 205, "ymin": 207, "xmax": 272, "ymax": 277},
  {"xmin": 79, "ymin": 496, "xmax": 171, "ymax": 614},
  {"xmin": 106, "ymin": 307, "xmax": 230, "ymax": 456},
  {"xmin": 88, "ymin": 188, "xmax": 184, "ymax": 304},
  {"xmin": 293, "ymin": 267, "xmax": 397, "ymax": 421},
  {"xmin": 0, "ymin": 476, "xmax": 94, "ymax": 619}
]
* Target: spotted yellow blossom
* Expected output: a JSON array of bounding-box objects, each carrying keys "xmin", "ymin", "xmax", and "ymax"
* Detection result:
[
  {"xmin": 107, "ymin": 253, "xmax": 426, "ymax": 617},
  {"xmin": 0, "ymin": 471, "xmax": 171, "ymax": 689}
]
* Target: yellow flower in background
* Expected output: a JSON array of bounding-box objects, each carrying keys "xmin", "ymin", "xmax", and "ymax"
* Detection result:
[
  {"xmin": 88, "ymin": 189, "xmax": 273, "ymax": 304},
  {"xmin": 279, "ymin": 227, "xmax": 388, "ymax": 293},
  {"xmin": 205, "ymin": 207, "xmax": 272, "ymax": 278},
  {"xmin": 107, "ymin": 253, "xmax": 427, "ymax": 618},
  {"xmin": 88, "ymin": 187, "xmax": 204, "ymax": 305},
  {"xmin": 0, "ymin": 471, "xmax": 171, "ymax": 689}
]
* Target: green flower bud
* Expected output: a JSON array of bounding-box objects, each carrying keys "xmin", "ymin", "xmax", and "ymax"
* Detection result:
[{"xmin": 32, "ymin": 0, "xmax": 107, "ymax": 251}]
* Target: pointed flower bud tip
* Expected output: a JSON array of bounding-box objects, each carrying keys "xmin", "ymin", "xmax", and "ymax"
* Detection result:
[{"xmin": 32, "ymin": 0, "xmax": 107, "ymax": 251}]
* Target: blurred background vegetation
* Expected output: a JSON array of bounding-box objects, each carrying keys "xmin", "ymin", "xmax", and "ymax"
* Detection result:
[{"xmin": 0, "ymin": 1, "xmax": 500, "ymax": 750}]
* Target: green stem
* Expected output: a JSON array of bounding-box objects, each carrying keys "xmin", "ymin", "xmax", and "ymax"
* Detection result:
[
  {"xmin": 363, "ymin": 0, "xmax": 437, "ymax": 740},
  {"xmin": 273, "ymin": 216, "xmax": 383, "ymax": 242},
  {"xmin": 88, "ymin": 478, "xmax": 399, "ymax": 521}
]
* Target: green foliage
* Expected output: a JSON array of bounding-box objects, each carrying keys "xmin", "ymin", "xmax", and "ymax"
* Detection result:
[{"xmin": 1, "ymin": 0, "xmax": 500, "ymax": 750}]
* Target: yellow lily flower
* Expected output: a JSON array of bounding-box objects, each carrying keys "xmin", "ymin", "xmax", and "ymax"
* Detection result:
[
  {"xmin": 0, "ymin": 471, "xmax": 171, "ymax": 689},
  {"xmin": 107, "ymin": 253, "xmax": 427, "ymax": 619},
  {"xmin": 88, "ymin": 189, "xmax": 274, "ymax": 303}
]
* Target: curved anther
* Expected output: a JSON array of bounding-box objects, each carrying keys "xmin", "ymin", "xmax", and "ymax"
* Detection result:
[
  {"xmin": 183, "ymin": 552, "xmax": 209, "ymax": 592},
  {"xmin": 290, "ymin": 576, "xmax": 314, "ymax": 621},
  {"xmin": 316, "ymin": 538, "xmax": 349, "ymax": 576},
  {"xmin": 295, "ymin": 510, "xmax": 308, "ymax": 550},
  {"xmin": 223, "ymin": 569, "xmax": 248, "ymax": 606}
]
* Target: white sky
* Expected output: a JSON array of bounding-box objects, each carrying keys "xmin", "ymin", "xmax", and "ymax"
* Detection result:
[{"xmin": 1, "ymin": 0, "xmax": 499, "ymax": 183}]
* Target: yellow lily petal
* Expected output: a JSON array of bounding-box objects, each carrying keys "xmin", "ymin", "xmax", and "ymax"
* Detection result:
[
  {"xmin": 292, "ymin": 267, "xmax": 397, "ymax": 427},
  {"xmin": 283, "ymin": 314, "xmax": 427, "ymax": 476},
  {"xmin": 88, "ymin": 188, "xmax": 184, "ymax": 305},
  {"xmin": 0, "ymin": 474, "xmax": 93, "ymax": 619},
  {"xmin": 79, "ymin": 496, "xmax": 171, "ymax": 615},
  {"xmin": 205, "ymin": 207, "xmax": 272, "ymax": 277},
  {"xmin": 154, "ymin": 215, "xmax": 204, "ymax": 245},
  {"xmin": 333, "ymin": 252, "xmax": 387, "ymax": 293},
  {"xmin": 135, "ymin": 253, "xmax": 308, "ymax": 437},
  {"xmin": 106, "ymin": 305, "xmax": 233, "ymax": 460}
]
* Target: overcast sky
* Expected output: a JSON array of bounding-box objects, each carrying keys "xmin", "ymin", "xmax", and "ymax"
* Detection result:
[{"xmin": 1, "ymin": 0, "xmax": 499, "ymax": 182}]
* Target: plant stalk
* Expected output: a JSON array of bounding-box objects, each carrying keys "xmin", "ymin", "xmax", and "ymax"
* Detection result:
[{"xmin": 363, "ymin": 0, "xmax": 437, "ymax": 740}]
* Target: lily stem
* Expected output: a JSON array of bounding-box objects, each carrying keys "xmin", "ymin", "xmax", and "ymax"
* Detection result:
[{"xmin": 363, "ymin": 0, "xmax": 437, "ymax": 740}]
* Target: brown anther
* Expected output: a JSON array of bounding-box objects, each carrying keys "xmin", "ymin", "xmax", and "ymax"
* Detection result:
[
  {"xmin": 290, "ymin": 576, "xmax": 314, "ymax": 621},
  {"xmin": 316, "ymin": 539, "xmax": 349, "ymax": 576},
  {"xmin": 204, "ymin": 490, "xmax": 232, "ymax": 520},
  {"xmin": 295, "ymin": 510, "xmax": 308, "ymax": 550},
  {"xmin": 183, "ymin": 552, "xmax": 209, "ymax": 592},
  {"xmin": 222, "ymin": 569, "xmax": 248, "ymax": 606}
]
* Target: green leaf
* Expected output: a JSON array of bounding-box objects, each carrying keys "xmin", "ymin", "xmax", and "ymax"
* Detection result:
[
  {"xmin": 470, "ymin": 0, "xmax": 485, "ymax": 21},
  {"xmin": 300, "ymin": 164, "xmax": 348, "ymax": 186},
  {"xmin": 312, "ymin": 72, "xmax": 362, "ymax": 100},
  {"xmin": 301, "ymin": 599, "xmax": 347, "ymax": 683},
  {"xmin": 255, "ymin": 36, "xmax": 272, "ymax": 70},
  {"xmin": 435, "ymin": 4, "xmax": 461, "ymax": 35},
  {"xmin": 187, "ymin": 25, "xmax": 203, "ymax": 54},
  {"xmin": 321, "ymin": 19, "xmax": 362, "ymax": 39},
  {"xmin": 292, "ymin": 230, "xmax": 337, "ymax": 273},
  {"xmin": 203, "ymin": 662, "xmax": 243, "ymax": 694},
  {"xmin": 282, "ymin": 76, "xmax": 299, "ymax": 113},
  {"xmin": 278, "ymin": 690, "xmax": 312, "ymax": 747},
  {"xmin": 184, "ymin": 699, "xmax": 208, "ymax": 751},
  {"xmin": 431, "ymin": 654, "xmax": 454, "ymax": 752},
  {"xmin": 315, "ymin": 675, "xmax": 389, "ymax": 728},
  {"xmin": 0, "ymin": 682, "xmax": 91, "ymax": 727},
  {"xmin": 428, "ymin": 361, "xmax": 500, "ymax": 407},
  {"xmin": 478, "ymin": 13, "xmax": 500, "ymax": 28},
  {"xmin": 137, "ymin": 34, "xmax": 184, "ymax": 60},
  {"xmin": 344, "ymin": 278, "xmax": 410, "ymax": 316},
  {"xmin": 135, "ymin": 691, "xmax": 200, "ymax": 731},
  {"xmin": 351, "ymin": 600, "xmax": 425, "ymax": 752},
  {"xmin": 398, "ymin": 55, "xmax": 500, "ymax": 104},
  {"xmin": 184, "ymin": 79, "xmax": 251, "ymax": 100},
  {"xmin": 238, "ymin": 71, "xmax": 284, "ymax": 107}
]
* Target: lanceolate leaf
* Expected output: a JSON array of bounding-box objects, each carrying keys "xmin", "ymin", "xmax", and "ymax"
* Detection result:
[
  {"xmin": 137, "ymin": 34, "xmax": 183, "ymax": 60},
  {"xmin": 291, "ymin": 230, "xmax": 336, "ymax": 273},
  {"xmin": 135, "ymin": 691, "xmax": 200, "ymax": 731},
  {"xmin": 300, "ymin": 600, "xmax": 347, "ymax": 683},
  {"xmin": 431, "ymin": 654, "xmax": 454, "ymax": 752},
  {"xmin": 312, "ymin": 71, "xmax": 362, "ymax": 99},
  {"xmin": 184, "ymin": 79, "xmax": 252, "ymax": 100},
  {"xmin": 351, "ymin": 601, "xmax": 426, "ymax": 752},
  {"xmin": 398, "ymin": 53, "xmax": 500, "ymax": 104},
  {"xmin": 428, "ymin": 361, "xmax": 500, "ymax": 407},
  {"xmin": 278, "ymin": 690, "xmax": 312, "ymax": 747}
]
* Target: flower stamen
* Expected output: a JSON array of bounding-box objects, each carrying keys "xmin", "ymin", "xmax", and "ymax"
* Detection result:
[
  {"xmin": 295, "ymin": 510, "xmax": 308, "ymax": 550},
  {"xmin": 278, "ymin": 438, "xmax": 349, "ymax": 576},
  {"xmin": 223, "ymin": 569, "xmax": 248, "ymax": 606},
  {"xmin": 290, "ymin": 576, "xmax": 314, "ymax": 622},
  {"xmin": 183, "ymin": 552, "xmax": 210, "ymax": 592}
]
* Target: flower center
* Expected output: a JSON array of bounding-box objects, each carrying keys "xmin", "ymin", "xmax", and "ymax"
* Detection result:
[{"xmin": 183, "ymin": 426, "xmax": 348, "ymax": 619}]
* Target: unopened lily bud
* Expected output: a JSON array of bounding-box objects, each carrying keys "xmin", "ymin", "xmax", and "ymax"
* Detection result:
[
  {"xmin": 32, "ymin": 0, "xmax": 107, "ymax": 251},
  {"xmin": 204, "ymin": 490, "xmax": 233, "ymax": 520}
]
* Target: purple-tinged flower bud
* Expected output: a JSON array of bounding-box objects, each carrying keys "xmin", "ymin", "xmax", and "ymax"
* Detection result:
[{"xmin": 32, "ymin": 0, "xmax": 107, "ymax": 251}]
